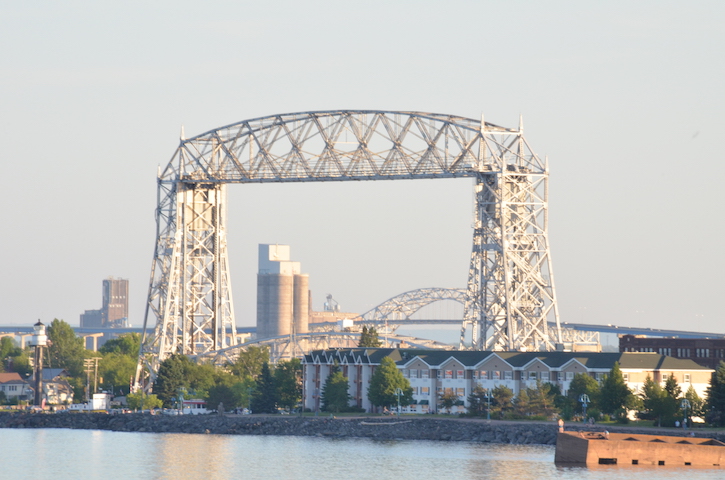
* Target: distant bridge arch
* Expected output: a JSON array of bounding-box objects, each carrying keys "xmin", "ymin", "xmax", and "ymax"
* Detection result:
[{"xmin": 357, "ymin": 287, "xmax": 466, "ymax": 329}]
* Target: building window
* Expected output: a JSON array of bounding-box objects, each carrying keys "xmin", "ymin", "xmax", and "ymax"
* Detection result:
[
  {"xmin": 595, "ymin": 373, "xmax": 604, "ymax": 382},
  {"xmin": 684, "ymin": 374, "xmax": 691, "ymax": 383},
  {"xmin": 622, "ymin": 373, "xmax": 629, "ymax": 382},
  {"xmin": 444, "ymin": 370, "xmax": 453, "ymax": 379},
  {"xmin": 456, "ymin": 370, "xmax": 464, "ymax": 379},
  {"xmin": 410, "ymin": 387, "xmax": 418, "ymax": 395},
  {"xmin": 409, "ymin": 369, "xmax": 418, "ymax": 379},
  {"xmin": 504, "ymin": 371, "xmax": 513, "ymax": 380},
  {"xmin": 492, "ymin": 371, "xmax": 500, "ymax": 380},
  {"xmin": 456, "ymin": 388, "xmax": 465, "ymax": 398},
  {"xmin": 437, "ymin": 370, "xmax": 442, "ymax": 379},
  {"xmin": 421, "ymin": 387, "xmax": 430, "ymax": 396},
  {"xmin": 402, "ymin": 369, "xmax": 409, "ymax": 378},
  {"xmin": 662, "ymin": 374, "xmax": 669, "ymax": 382},
  {"xmin": 528, "ymin": 371, "xmax": 537, "ymax": 380},
  {"xmin": 421, "ymin": 370, "xmax": 430, "ymax": 379},
  {"xmin": 540, "ymin": 372, "xmax": 550, "ymax": 381},
  {"xmin": 565, "ymin": 372, "xmax": 574, "ymax": 381}
]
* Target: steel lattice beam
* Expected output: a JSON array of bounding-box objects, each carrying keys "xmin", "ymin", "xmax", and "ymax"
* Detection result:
[{"xmin": 136, "ymin": 110, "xmax": 561, "ymax": 388}]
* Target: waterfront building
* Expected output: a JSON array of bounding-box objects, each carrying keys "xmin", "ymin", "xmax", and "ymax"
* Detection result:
[
  {"xmin": 301, "ymin": 348, "xmax": 713, "ymax": 414},
  {"xmin": 40, "ymin": 369, "xmax": 74, "ymax": 405},
  {"xmin": 620, "ymin": 334, "xmax": 725, "ymax": 370},
  {"xmin": 0, "ymin": 372, "xmax": 33, "ymax": 403}
]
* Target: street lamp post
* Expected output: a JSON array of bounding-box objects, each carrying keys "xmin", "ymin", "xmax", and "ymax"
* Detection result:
[
  {"xmin": 30, "ymin": 321, "xmax": 47, "ymax": 408},
  {"xmin": 579, "ymin": 393, "xmax": 590, "ymax": 422},
  {"xmin": 314, "ymin": 388, "xmax": 319, "ymax": 416},
  {"xmin": 486, "ymin": 388, "xmax": 492, "ymax": 420},
  {"xmin": 395, "ymin": 388, "xmax": 403, "ymax": 418},
  {"xmin": 681, "ymin": 398, "xmax": 691, "ymax": 430}
]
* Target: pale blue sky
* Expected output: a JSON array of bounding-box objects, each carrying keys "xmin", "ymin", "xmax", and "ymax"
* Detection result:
[{"xmin": 1, "ymin": 1, "xmax": 723, "ymax": 337}]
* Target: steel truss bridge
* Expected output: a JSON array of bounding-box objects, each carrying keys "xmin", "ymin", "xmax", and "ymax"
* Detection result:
[
  {"xmin": 310, "ymin": 287, "xmax": 593, "ymax": 345},
  {"xmin": 136, "ymin": 110, "xmax": 561, "ymax": 385}
]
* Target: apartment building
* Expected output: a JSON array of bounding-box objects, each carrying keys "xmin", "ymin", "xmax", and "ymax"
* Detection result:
[{"xmin": 301, "ymin": 348, "xmax": 713, "ymax": 414}]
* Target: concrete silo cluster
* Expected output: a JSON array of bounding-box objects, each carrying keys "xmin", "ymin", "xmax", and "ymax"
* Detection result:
[{"xmin": 256, "ymin": 244, "xmax": 309, "ymax": 339}]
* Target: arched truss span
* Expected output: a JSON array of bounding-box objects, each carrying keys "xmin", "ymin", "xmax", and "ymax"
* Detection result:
[
  {"xmin": 194, "ymin": 332, "xmax": 453, "ymax": 365},
  {"xmin": 357, "ymin": 287, "xmax": 467, "ymax": 328},
  {"xmin": 136, "ymin": 110, "xmax": 561, "ymax": 387}
]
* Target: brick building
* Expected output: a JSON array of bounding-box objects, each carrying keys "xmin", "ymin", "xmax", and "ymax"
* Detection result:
[{"xmin": 619, "ymin": 334, "xmax": 725, "ymax": 370}]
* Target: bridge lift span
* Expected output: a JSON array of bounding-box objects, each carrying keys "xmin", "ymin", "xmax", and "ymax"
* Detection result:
[{"xmin": 135, "ymin": 110, "xmax": 561, "ymax": 387}]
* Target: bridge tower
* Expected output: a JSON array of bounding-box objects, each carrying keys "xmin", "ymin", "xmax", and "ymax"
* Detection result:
[{"xmin": 461, "ymin": 117, "xmax": 561, "ymax": 351}]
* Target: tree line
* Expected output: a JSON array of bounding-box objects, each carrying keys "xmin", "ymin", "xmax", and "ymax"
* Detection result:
[
  {"xmin": 464, "ymin": 362, "xmax": 711, "ymax": 426},
  {"xmin": 5, "ymin": 319, "xmax": 725, "ymax": 425}
]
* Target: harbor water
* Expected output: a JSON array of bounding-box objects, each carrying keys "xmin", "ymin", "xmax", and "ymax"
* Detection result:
[{"xmin": 1, "ymin": 428, "xmax": 724, "ymax": 480}]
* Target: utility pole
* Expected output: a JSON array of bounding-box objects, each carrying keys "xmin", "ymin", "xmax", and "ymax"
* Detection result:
[{"xmin": 83, "ymin": 357, "xmax": 101, "ymax": 402}]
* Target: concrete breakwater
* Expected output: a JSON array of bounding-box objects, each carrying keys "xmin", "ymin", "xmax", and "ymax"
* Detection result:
[{"xmin": 0, "ymin": 412, "xmax": 715, "ymax": 445}]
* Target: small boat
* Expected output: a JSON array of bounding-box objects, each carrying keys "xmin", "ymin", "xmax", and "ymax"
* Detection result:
[{"xmin": 555, "ymin": 430, "xmax": 725, "ymax": 467}]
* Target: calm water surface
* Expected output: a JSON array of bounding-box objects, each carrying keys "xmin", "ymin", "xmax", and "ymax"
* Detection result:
[{"xmin": 1, "ymin": 428, "xmax": 724, "ymax": 480}]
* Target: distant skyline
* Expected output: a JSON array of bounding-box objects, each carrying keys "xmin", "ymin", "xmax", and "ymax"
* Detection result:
[{"xmin": 1, "ymin": 2, "xmax": 723, "ymax": 337}]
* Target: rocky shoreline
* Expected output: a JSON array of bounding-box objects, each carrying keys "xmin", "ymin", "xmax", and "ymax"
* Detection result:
[{"xmin": 0, "ymin": 412, "xmax": 720, "ymax": 445}]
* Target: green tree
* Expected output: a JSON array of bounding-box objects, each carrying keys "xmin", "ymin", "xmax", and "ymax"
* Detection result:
[
  {"xmin": 275, "ymin": 358, "xmax": 302, "ymax": 410},
  {"xmin": 664, "ymin": 374, "xmax": 682, "ymax": 400},
  {"xmin": 47, "ymin": 319, "xmax": 87, "ymax": 377},
  {"xmin": 527, "ymin": 381, "xmax": 559, "ymax": 418},
  {"xmin": 490, "ymin": 385, "xmax": 514, "ymax": 418},
  {"xmin": 250, "ymin": 362, "xmax": 278, "ymax": 413},
  {"xmin": 154, "ymin": 354, "xmax": 191, "ymax": 407},
  {"xmin": 513, "ymin": 389, "xmax": 531, "ymax": 417},
  {"xmin": 1, "ymin": 337, "xmax": 27, "ymax": 375},
  {"xmin": 358, "ymin": 326, "xmax": 382, "ymax": 348},
  {"xmin": 568, "ymin": 373, "xmax": 600, "ymax": 417},
  {"xmin": 1, "ymin": 337, "xmax": 20, "ymax": 372},
  {"xmin": 185, "ymin": 362, "xmax": 218, "ymax": 399},
  {"xmin": 322, "ymin": 365, "xmax": 351, "ymax": 413},
  {"xmin": 230, "ymin": 346, "xmax": 270, "ymax": 380},
  {"xmin": 599, "ymin": 362, "xmax": 635, "ymax": 420},
  {"xmin": 367, "ymin": 357, "xmax": 413, "ymax": 409},
  {"xmin": 8, "ymin": 350, "xmax": 32, "ymax": 377},
  {"xmin": 439, "ymin": 389, "xmax": 458, "ymax": 414},
  {"xmin": 99, "ymin": 333, "xmax": 141, "ymax": 357},
  {"xmin": 706, "ymin": 361, "xmax": 725, "ymax": 426},
  {"xmin": 127, "ymin": 392, "xmax": 163, "ymax": 411},
  {"xmin": 99, "ymin": 352, "xmax": 136, "ymax": 395},
  {"xmin": 466, "ymin": 385, "xmax": 489, "ymax": 417},
  {"xmin": 639, "ymin": 375, "xmax": 678, "ymax": 427},
  {"xmin": 684, "ymin": 384, "xmax": 705, "ymax": 421},
  {"xmin": 207, "ymin": 372, "xmax": 245, "ymax": 411}
]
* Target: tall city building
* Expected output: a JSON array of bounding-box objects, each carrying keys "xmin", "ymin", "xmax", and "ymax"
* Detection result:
[
  {"xmin": 80, "ymin": 277, "xmax": 129, "ymax": 328},
  {"xmin": 102, "ymin": 277, "xmax": 128, "ymax": 327},
  {"xmin": 256, "ymin": 245, "xmax": 309, "ymax": 339}
]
